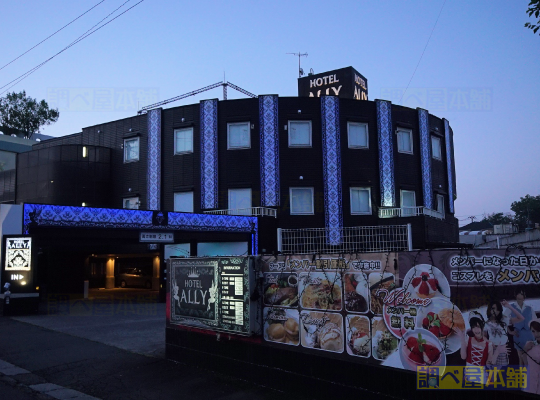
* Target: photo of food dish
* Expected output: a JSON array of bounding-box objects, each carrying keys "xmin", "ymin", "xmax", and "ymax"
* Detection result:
[
  {"xmin": 402, "ymin": 264, "xmax": 450, "ymax": 300},
  {"xmin": 369, "ymin": 272, "xmax": 396, "ymax": 315},
  {"xmin": 263, "ymin": 307, "xmax": 300, "ymax": 346},
  {"xmin": 299, "ymin": 272, "xmax": 342, "ymax": 311},
  {"xmin": 416, "ymin": 298, "xmax": 465, "ymax": 354},
  {"xmin": 371, "ymin": 317, "xmax": 398, "ymax": 361},
  {"xmin": 263, "ymin": 273, "xmax": 299, "ymax": 307},
  {"xmin": 345, "ymin": 315, "xmax": 371, "ymax": 358},
  {"xmin": 399, "ymin": 328, "xmax": 446, "ymax": 371},
  {"xmin": 344, "ymin": 273, "xmax": 369, "ymax": 313},
  {"xmin": 300, "ymin": 311, "xmax": 344, "ymax": 353}
]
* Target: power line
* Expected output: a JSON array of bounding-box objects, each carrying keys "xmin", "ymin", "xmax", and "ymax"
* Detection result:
[
  {"xmin": 0, "ymin": 0, "xmax": 107, "ymax": 72},
  {"xmin": 0, "ymin": 0, "xmax": 144, "ymax": 95},
  {"xmin": 399, "ymin": 0, "xmax": 447, "ymax": 105}
]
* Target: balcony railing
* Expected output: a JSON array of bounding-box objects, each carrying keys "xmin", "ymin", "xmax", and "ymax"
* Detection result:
[
  {"xmin": 203, "ymin": 207, "xmax": 277, "ymax": 218},
  {"xmin": 378, "ymin": 206, "xmax": 444, "ymax": 220}
]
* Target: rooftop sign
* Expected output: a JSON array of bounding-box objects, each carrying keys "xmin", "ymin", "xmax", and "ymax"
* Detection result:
[{"xmin": 298, "ymin": 66, "xmax": 368, "ymax": 100}]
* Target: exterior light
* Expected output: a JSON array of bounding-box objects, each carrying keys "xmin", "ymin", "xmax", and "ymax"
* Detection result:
[
  {"xmin": 82, "ymin": 146, "xmax": 87, "ymax": 158},
  {"xmin": 82, "ymin": 202, "xmax": 86, "ymax": 207}
]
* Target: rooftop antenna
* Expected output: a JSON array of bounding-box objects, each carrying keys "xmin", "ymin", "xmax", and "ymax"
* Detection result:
[{"xmin": 287, "ymin": 52, "xmax": 308, "ymax": 78}]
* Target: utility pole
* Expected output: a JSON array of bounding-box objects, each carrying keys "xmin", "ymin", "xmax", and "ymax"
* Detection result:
[{"xmin": 287, "ymin": 52, "xmax": 308, "ymax": 78}]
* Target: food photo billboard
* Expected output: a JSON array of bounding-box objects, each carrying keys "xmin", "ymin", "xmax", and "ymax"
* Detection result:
[{"xmin": 260, "ymin": 249, "xmax": 540, "ymax": 394}]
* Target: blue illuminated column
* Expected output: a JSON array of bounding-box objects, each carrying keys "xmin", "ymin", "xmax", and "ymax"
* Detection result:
[
  {"xmin": 200, "ymin": 99, "xmax": 219, "ymax": 210},
  {"xmin": 259, "ymin": 95, "xmax": 280, "ymax": 207},
  {"xmin": 444, "ymin": 119, "xmax": 455, "ymax": 213},
  {"xmin": 147, "ymin": 108, "xmax": 162, "ymax": 211},
  {"xmin": 418, "ymin": 108, "xmax": 433, "ymax": 209},
  {"xmin": 377, "ymin": 100, "xmax": 395, "ymax": 207},
  {"xmin": 321, "ymin": 96, "xmax": 343, "ymax": 245}
]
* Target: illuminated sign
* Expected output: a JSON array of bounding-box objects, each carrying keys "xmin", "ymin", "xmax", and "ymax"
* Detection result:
[
  {"xmin": 298, "ymin": 66, "xmax": 368, "ymax": 100},
  {"xmin": 5, "ymin": 238, "xmax": 31, "ymax": 271},
  {"xmin": 139, "ymin": 232, "xmax": 174, "ymax": 243},
  {"xmin": 169, "ymin": 257, "xmax": 252, "ymax": 335}
]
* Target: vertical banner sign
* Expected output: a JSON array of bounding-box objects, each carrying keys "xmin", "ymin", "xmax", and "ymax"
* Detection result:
[
  {"xmin": 3, "ymin": 237, "xmax": 32, "ymax": 292},
  {"xmin": 444, "ymin": 119, "xmax": 455, "ymax": 213},
  {"xmin": 259, "ymin": 95, "xmax": 280, "ymax": 207},
  {"xmin": 147, "ymin": 108, "xmax": 162, "ymax": 211},
  {"xmin": 321, "ymin": 96, "xmax": 343, "ymax": 246},
  {"xmin": 418, "ymin": 108, "xmax": 433, "ymax": 209},
  {"xmin": 200, "ymin": 99, "xmax": 219, "ymax": 210},
  {"xmin": 168, "ymin": 257, "xmax": 251, "ymax": 335},
  {"xmin": 377, "ymin": 100, "xmax": 395, "ymax": 207}
]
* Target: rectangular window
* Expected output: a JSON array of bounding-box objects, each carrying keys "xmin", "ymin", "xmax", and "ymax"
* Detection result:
[
  {"xmin": 397, "ymin": 129, "xmax": 413, "ymax": 154},
  {"xmin": 350, "ymin": 187, "xmax": 371, "ymax": 215},
  {"xmin": 174, "ymin": 128, "xmax": 193, "ymax": 154},
  {"xmin": 123, "ymin": 197, "xmax": 139, "ymax": 209},
  {"xmin": 401, "ymin": 190, "xmax": 416, "ymax": 216},
  {"xmin": 288, "ymin": 121, "xmax": 312, "ymax": 147},
  {"xmin": 437, "ymin": 194, "xmax": 445, "ymax": 215},
  {"xmin": 348, "ymin": 122, "xmax": 369, "ymax": 149},
  {"xmin": 124, "ymin": 137, "xmax": 139, "ymax": 162},
  {"xmin": 227, "ymin": 122, "xmax": 250, "ymax": 149},
  {"xmin": 290, "ymin": 187, "xmax": 314, "ymax": 215},
  {"xmin": 228, "ymin": 188, "xmax": 252, "ymax": 215},
  {"xmin": 431, "ymin": 136, "xmax": 442, "ymax": 160},
  {"xmin": 174, "ymin": 192, "xmax": 194, "ymax": 213}
]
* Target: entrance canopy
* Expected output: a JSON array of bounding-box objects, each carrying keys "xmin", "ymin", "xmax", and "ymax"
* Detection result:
[{"xmin": 22, "ymin": 204, "xmax": 259, "ymax": 254}]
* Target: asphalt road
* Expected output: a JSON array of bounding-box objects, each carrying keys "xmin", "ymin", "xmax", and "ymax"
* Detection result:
[{"xmin": 0, "ymin": 289, "xmax": 296, "ymax": 400}]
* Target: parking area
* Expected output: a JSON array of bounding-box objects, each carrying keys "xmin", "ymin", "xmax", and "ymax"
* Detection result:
[{"xmin": 12, "ymin": 288, "xmax": 165, "ymax": 358}]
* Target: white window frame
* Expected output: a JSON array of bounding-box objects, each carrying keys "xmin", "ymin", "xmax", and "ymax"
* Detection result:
[
  {"xmin": 174, "ymin": 191, "xmax": 194, "ymax": 213},
  {"xmin": 174, "ymin": 127, "xmax": 193, "ymax": 155},
  {"xmin": 123, "ymin": 197, "xmax": 139, "ymax": 209},
  {"xmin": 123, "ymin": 137, "xmax": 140, "ymax": 163},
  {"xmin": 396, "ymin": 128, "xmax": 413, "ymax": 154},
  {"xmin": 436, "ymin": 194, "xmax": 445, "ymax": 216},
  {"xmin": 227, "ymin": 122, "xmax": 251, "ymax": 150},
  {"xmin": 228, "ymin": 188, "xmax": 252, "ymax": 213},
  {"xmin": 289, "ymin": 187, "xmax": 314, "ymax": 215},
  {"xmin": 288, "ymin": 121, "xmax": 312, "ymax": 147},
  {"xmin": 347, "ymin": 122, "xmax": 369, "ymax": 149},
  {"xmin": 431, "ymin": 136, "xmax": 442, "ymax": 160},
  {"xmin": 400, "ymin": 190, "xmax": 416, "ymax": 216},
  {"xmin": 350, "ymin": 187, "xmax": 372, "ymax": 215}
]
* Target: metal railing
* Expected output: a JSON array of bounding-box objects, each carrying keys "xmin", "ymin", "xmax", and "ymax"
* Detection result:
[
  {"xmin": 277, "ymin": 224, "xmax": 412, "ymax": 254},
  {"xmin": 378, "ymin": 206, "xmax": 444, "ymax": 220},
  {"xmin": 203, "ymin": 207, "xmax": 277, "ymax": 218}
]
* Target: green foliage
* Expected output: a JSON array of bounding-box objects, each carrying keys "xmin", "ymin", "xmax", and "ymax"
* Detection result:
[
  {"xmin": 525, "ymin": 0, "xmax": 540, "ymax": 35},
  {"xmin": 481, "ymin": 212, "xmax": 514, "ymax": 225},
  {"xmin": 0, "ymin": 91, "xmax": 59, "ymax": 138},
  {"xmin": 511, "ymin": 194, "xmax": 540, "ymax": 229}
]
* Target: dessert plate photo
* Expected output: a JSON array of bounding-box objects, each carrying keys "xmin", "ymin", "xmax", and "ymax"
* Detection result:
[
  {"xmin": 402, "ymin": 264, "xmax": 450, "ymax": 300},
  {"xmin": 263, "ymin": 307, "xmax": 300, "ymax": 346},
  {"xmin": 345, "ymin": 315, "xmax": 371, "ymax": 358},
  {"xmin": 399, "ymin": 328, "xmax": 446, "ymax": 372},
  {"xmin": 300, "ymin": 311, "xmax": 344, "ymax": 353},
  {"xmin": 416, "ymin": 298, "xmax": 465, "ymax": 354}
]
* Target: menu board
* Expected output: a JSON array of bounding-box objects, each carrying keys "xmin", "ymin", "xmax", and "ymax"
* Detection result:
[
  {"xmin": 261, "ymin": 250, "xmax": 540, "ymax": 394},
  {"xmin": 168, "ymin": 257, "xmax": 252, "ymax": 335}
]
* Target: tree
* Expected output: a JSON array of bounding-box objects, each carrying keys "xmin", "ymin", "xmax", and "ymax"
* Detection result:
[
  {"xmin": 525, "ymin": 0, "xmax": 540, "ymax": 35},
  {"xmin": 481, "ymin": 212, "xmax": 514, "ymax": 225},
  {"xmin": 0, "ymin": 91, "xmax": 59, "ymax": 138},
  {"xmin": 511, "ymin": 194, "xmax": 540, "ymax": 229}
]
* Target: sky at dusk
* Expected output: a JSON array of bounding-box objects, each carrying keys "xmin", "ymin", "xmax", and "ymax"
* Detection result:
[{"xmin": 1, "ymin": 0, "xmax": 539, "ymax": 224}]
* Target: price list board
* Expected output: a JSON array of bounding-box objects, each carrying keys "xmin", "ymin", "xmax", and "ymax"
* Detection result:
[
  {"xmin": 220, "ymin": 265, "xmax": 245, "ymax": 326},
  {"xmin": 168, "ymin": 257, "xmax": 251, "ymax": 335}
]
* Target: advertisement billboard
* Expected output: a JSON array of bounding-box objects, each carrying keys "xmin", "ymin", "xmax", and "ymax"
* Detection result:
[
  {"xmin": 167, "ymin": 257, "xmax": 254, "ymax": 335},
  {"xmin": 260, "ymin": 249, "xmax": 540, "ymax": 393}
]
